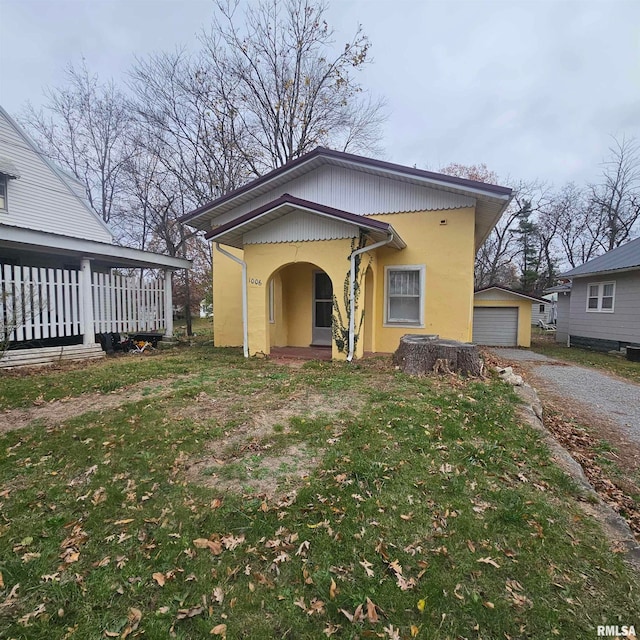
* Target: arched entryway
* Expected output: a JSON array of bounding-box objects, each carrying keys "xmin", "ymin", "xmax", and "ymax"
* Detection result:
[{"xmin": 266, "ymin": 262, "xmax": 334, "ymax": 351}]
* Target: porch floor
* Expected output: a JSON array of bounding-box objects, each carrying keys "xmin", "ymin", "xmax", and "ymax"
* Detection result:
[{"xmin": 270, "ymin": 346, "xmax": 332, "ymax": 361}]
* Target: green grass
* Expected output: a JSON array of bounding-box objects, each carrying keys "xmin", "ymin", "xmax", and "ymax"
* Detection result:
[
  {"xmin": 0, "ymin": 345, "xmax": 638, "ymax": 639},
  {"xmin": 530, "ymin": 332, "xmax": 640, "ymax": 383}
]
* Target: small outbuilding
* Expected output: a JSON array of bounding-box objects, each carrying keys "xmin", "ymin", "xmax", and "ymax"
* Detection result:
[{"xmin": 473, "ymin": 286, "xmax": 543, "ymax": 347}]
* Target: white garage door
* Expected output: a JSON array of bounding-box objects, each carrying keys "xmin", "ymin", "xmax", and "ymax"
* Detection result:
[{"xmin": 473, "ymin": 307, "xmax": 518, "ymax": 346}]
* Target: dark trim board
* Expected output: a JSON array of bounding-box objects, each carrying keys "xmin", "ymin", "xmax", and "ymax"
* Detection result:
[{"xmin": 569, "ymin": 335, "xmax": 640, "ymax": 352}]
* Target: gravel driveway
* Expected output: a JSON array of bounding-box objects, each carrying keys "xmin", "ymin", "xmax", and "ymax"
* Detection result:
[{"xmin": 490, "ymin": 348, "xmax": 640, "ymax": 444}]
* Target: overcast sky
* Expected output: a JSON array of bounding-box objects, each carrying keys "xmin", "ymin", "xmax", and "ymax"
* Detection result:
[{"xmin": 1, "ymin": 0, "xmax": 638, "ymax": 187}]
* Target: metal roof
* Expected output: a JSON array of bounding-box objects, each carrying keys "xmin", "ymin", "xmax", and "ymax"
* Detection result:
[
  {"xmin": 205, "ymin": 194, "xmax": 406, "ymax": 250},
  {"xmin": 182, "ymin": 147, "xmax": 512, "ymax": 250},
  {"xmin": 561, "ymin": 237, "xmax": 640, "ymax": 277}
]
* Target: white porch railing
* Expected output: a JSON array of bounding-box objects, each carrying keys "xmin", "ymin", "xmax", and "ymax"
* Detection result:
[
  {"xmin": 1, "ymin": 264, "xmax": 168, "ymax": 344},
  {"xmin": 0, "ymin": 264, "xmax": 81, "ymax": 342},
  {"xmin": 92, "ymin": 272, "xmax": 165, "ymax": 334}
]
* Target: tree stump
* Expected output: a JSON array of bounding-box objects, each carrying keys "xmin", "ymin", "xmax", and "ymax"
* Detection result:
[{"xmin": 392, "ymin": 334, "xmax": 484, "ymax": 377}]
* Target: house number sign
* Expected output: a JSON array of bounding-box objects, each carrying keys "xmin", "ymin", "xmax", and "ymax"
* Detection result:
[{"xmin": 249, "ymin": 277, "xmax": 263, "ymax": 286}]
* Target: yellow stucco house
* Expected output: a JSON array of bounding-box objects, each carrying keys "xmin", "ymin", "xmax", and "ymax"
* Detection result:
[{"xmin": 182, "ymin": 148, "xmax": 512, "ymax": 360}]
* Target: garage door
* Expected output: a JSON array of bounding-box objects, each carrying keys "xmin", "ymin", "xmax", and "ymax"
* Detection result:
[{"xmin": 473, "ymin": 307, "xmax": 518, "ymax": 346}]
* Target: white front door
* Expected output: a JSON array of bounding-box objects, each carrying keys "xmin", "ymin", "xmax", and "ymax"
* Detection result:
[{"xmin": 312, "ymin": 271, "xmax": 332, "ymax": 346}]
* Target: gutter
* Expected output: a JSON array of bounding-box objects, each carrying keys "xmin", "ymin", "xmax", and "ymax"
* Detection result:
[
  {"xmin": 347, "ymin": 233, "xmax": 395, "ymax": 362},
  {"xmin": 215, "ymin": 243, "xmax": 249, "ymax": 358}
]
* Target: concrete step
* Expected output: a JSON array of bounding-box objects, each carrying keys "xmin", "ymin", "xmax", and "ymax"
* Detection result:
[{"xmin": 0, "ymin": 344, "xmax": 105, "ymax": 369}]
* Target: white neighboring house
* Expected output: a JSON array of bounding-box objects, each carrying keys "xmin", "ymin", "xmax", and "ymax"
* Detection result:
[
  {"xmin": 0, "ymin": 105, "xmax": 190, "ymax": 368},
  {"xmin": 530, "ymin": 294, "xmax": 557, "ymax": 326}
]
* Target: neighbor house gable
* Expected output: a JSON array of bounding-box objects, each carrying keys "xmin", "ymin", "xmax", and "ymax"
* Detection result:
[{"xmin": 0, "ymin": 106, "xmax": 114, "ymax": 244}]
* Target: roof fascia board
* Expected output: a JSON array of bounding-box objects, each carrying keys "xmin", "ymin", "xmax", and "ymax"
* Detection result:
[
  {"xmin": 474, "ymin": 286, "xmax": 545, "ymax": 303},
  {"xmin": 0, "ymin": 224, "xmax": 191, "ymax": 269},
  {"xmin": 562, "ymin": 265, "xmax": 640, "ymax": 279},
  {"xmin": 205, "ymin": 195, "xmax": 406, "ymax": 249}
]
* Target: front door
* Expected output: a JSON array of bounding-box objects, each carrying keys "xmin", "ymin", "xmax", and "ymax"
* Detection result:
[{"xmin": 312, "ymin": 271, "xmax": 332, "ymax": 346}]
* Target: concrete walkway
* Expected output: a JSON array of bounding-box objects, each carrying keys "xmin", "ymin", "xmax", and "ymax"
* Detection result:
[{"xmin": 490, "ymin": 348, "xmax": 640, "ymax": 444}]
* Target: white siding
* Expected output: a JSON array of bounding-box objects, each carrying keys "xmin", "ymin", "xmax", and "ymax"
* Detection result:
[
  {"xmin": 567, "ymin": 272, "xmax": 640, "ymax": 343},
  {"xmin": 472, "ymin": 307, "xmax": 519, "ymax": 346},
  {"xmin": 0, "ymin": 110, "xmax": 114, "ymax": 243},
  {"xmin": 555, "ymin": 293, "xmax": 570, "ymax": 343},
  {"xmin": 531, "ymin": 302, "xmax": 549, "ymax": 325},
  {"xmin": 243, "ymin": 210, "xmax": 356, "ymax": 245},
  {"xmin": 214, "ymin": 165, "xmax": 476, "ymax": 227}
]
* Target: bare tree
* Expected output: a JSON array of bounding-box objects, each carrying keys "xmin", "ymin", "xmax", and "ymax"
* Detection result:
[
  {"xmin": 551, "ymin": 183, "xmax": 598, "ymax": 269},
  {"xmin": 199, "ymin": 0, "xmax": 386, "ymax": 174},
  {"xmin": 129, "ymin": 50, "xmax": 250, "ymax": 207},
  {"xmin": 20, "ymin": 62, "xmax": 134, "ymax": 224},
  {"xmin": 588, "ymin": 136, "xmax": 640, "ymax": 252}
]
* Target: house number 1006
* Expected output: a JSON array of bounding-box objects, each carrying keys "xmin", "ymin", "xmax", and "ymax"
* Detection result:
[{"xmin": 249, "ymin": 278, "xmax": 263, "ymax": 286}]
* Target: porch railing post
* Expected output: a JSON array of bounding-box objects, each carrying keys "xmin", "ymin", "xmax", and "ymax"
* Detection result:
[
  {"xmin": 164, "ymin": 269, "xmax": 174, "ymax": 338},
  {"xmin": 80, "ymin": 257, "xmax": 96, "ymax": 345}
]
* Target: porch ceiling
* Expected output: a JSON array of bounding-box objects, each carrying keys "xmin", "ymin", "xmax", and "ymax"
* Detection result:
[
  {"xmin": 0, "ymin": 224, "xmax": 191, "ymax": 270},
  {"xmin": 204, "ymin": 194, "xmax": 407, "ymax": 250}
]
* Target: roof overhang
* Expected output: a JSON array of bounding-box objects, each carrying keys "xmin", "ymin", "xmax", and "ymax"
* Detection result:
[
  {"xmin": 474, "ymin": 286, "xmax": 546, "ymax": 303},
  {"xmin": 182, "ymin": 147, "xmax": 512, "ymax": 250},
  {"xmin": 205, "ymin": 194, "xmax": 406, "ymax": 250},
  {"xmin": 560, "ymin": 266, "xmax": 640, "ymax": 279},
  {"xmin": 0, "ymin": 224, "xmax": 191, "ymax": 270}
]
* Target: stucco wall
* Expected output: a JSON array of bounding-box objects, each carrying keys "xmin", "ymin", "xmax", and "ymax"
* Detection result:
[
  {"xmin": 370, "ymin": 207, "xmax": 476, "ymax": 351},
  {"xmin": 211, "ymin": 206, "xmax": 477, "ymax": 358},
  {"xmin": 212, "ymin": 245, "xmax": 244, "ymax": 347}
]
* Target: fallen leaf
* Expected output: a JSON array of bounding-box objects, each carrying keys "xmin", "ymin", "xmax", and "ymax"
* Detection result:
[
  {"xmin": 329, "ymin": 578, "xmax": 338, "ymax": 600},
  {"xmin": 193, "ymin": 538, "xmax": 223, "ymax": 555},
  {"xmin": 477, "ymin": 557, "xmax": 500, "ymax": 568},
  {"xmin": 0, "ymin": 571, "xmax": 3, "ymax": 588},
  {"xmin": 177, "ymin": 605, "xmax": 204, "ymax": 619},
  {"xmin": 417, "ymin": 599, "xmax": 426, "ymax": 613},
  {"xmin": 210, "ymin": 623, "xmax": 227, "ymax": 636},
  {"xmin": 359, "ymin": 559, "xmax": 375, "ymax": 578},
  {"xmin": 152, "ymin": 572, "xmax": 165, "ymax": 587},
  {"xmin": 120, "ymin": 607, "xmax": 142, "ymax": 639},
  {"xmin": 213, "ymin": 586, "xmax": 224, "ymax": 604},
  {"xmin": 411, "ymin": 626, "xmax": 420, "ymax": 637},
  {"xmin": 366, "ymin": 597, "xmax": 379, "ymax": 623}
]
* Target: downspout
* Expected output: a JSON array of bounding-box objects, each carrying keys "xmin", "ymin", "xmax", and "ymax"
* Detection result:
[
  {"xmin": 347, "ymin": 233, "xmax": 395, "ymax": 362},
  {"xmin": 215, "ymin": 243, "xmax": 249, "ymax": 358}
]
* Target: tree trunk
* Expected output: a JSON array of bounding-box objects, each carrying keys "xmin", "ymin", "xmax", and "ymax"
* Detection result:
[{"xmin": 392, "ymin": 334, "xmax": 484, "ymax": 377}]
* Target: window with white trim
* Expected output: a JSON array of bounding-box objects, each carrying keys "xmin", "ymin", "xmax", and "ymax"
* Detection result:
[
  {"xmin": 0, "ymin": 174, "xmax": 7, "ymax": 212},
  {"xmin": 268, "ymin": 279, "xmax": 275, "ymax": 323},
  {"xmin": 385, "ymin": 265, "xmax": 425, "ymax": 326},
  {"xmin": 586, "ymin": 281, "xmax": 615, "ymax": 312}
]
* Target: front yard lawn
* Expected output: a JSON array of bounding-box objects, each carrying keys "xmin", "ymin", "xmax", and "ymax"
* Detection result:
[{"xmin": 1, "ymin": 344, "xmax": 638, "ymax": 639}]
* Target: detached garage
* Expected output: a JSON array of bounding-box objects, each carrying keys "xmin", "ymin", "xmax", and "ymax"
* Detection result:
[{"xmin": 473, "ymin": 287, "xmax": 540, "ymax": 347}]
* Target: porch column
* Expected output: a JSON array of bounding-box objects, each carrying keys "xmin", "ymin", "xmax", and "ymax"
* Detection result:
[
  {"xmin": 164, "ymin": 269, "xmax": 174, "ymax": 338},
  {"xmin": 80, "ymin": 257, "xmax": 96, "ymax": 345}
]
